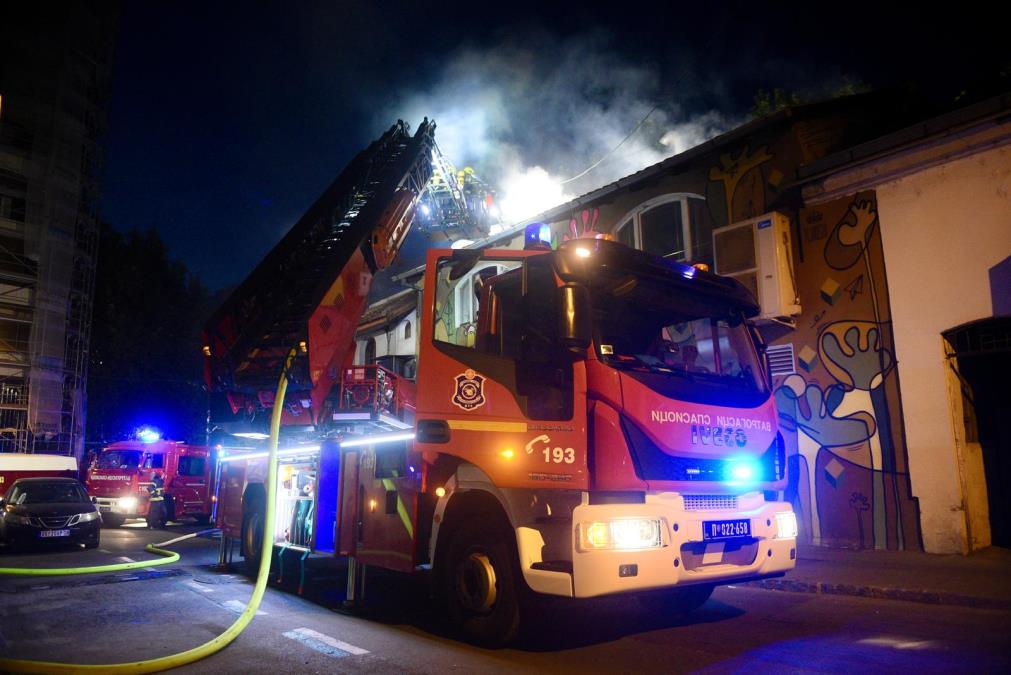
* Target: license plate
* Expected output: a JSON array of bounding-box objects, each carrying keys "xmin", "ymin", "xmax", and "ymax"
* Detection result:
[
  {"xmin": 702, "ymin": 519, "xmax": 751, "ymax": 540},
  {"xmin": 99, "ymin": 506, "xmax": 111, "ymax": 513},
  {"xmin": 39, "ymin": 529, "xmax": 70, "ymax": 538}
]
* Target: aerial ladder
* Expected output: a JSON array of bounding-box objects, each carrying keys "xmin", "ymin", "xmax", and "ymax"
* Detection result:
[{"xmin": 202, "ymin": 119, "xmax": 435, "ymax": 439}]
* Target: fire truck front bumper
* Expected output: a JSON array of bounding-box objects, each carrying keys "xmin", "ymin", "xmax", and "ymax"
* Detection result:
[
  {"xmin": 95, "ymin": 495, "xmax": 147, "ymax": 518},
  {"xmin": 519, "ymin": 491, "xmax": 797, "ymax": 599}
]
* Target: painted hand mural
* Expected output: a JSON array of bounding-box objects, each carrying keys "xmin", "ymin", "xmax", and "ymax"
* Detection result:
[
  {"xmin": 825, "ymin": 198, "xmax": 878, "ymax": 271},
  {"xmin": 775, "ymin": 374, "xmax": 876, "ymax": 543},
  {"xmin": 822, "ymin": 324, "xmax": 894, "ymax": 390}
]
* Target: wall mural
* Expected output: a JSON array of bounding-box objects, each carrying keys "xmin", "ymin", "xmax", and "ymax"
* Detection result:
[
  {"xmin": 775, "ymin": 195, "xmax": 921, "ymax": 550},
  {"xmin": 705, "ymin": 145, "xmax": 776, "ymax": 227},
  {"xmin": 705, "ymin": 141, "xmax": 921, "ymax": 550}
]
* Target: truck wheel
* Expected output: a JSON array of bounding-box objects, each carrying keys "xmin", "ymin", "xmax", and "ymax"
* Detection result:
[
  {"xmin": 102, "ymin": 513, "xmax": 125, "ymax": 528},
  {"xmin": 443, "ymin": 518, "xmax": 522, "ymax": 647},
  {"xmin": 241, "ymin": 498, "xmax": 266, "ymax": 578},
  {"xmin": 637, "ymin": 583, "xmax": 715, "ymax": 614},
  {"xmin": 194, "ymin": 513, "xmax": 211, "ymax": 526}
]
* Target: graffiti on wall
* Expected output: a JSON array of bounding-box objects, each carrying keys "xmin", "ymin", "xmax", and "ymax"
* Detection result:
[
  {"xmin": 703, "ymin": 137, "xmax": 920, "ymax": 550},
  {"xmin": 774, "ymin": 195, "xmax": 920, "ymax": 550},
  {"xmin": 705, "ymin": 145, "xmax": 778, "ymax": 227}
]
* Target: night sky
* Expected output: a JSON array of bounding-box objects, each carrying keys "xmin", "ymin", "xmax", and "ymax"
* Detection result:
[{"xmin": 99, "ymin": 1, "xmax": 1004, "ymax": 291}]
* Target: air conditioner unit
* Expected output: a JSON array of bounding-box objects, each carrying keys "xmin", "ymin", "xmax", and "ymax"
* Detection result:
[{"xmin": 713, "ymin": 211, "xmax": 800, "ymax": 322}]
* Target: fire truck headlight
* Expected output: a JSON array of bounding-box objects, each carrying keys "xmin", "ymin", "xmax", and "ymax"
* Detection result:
[
  {"xmin": 118, "ymin": 496, "xmax": 138, "ymax": 511},
  {"xmin": 578, "ymin": 518, "xmax": 662, "ymax": 551},
  {"xmin": 775, "ymin": 511, "xmax": 798, "ymax": 539}
]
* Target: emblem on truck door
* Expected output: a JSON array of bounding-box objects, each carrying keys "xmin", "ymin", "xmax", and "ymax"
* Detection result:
[{"xmin": 452, "ymin": 369, "xmax": 486, "ymax": 410}]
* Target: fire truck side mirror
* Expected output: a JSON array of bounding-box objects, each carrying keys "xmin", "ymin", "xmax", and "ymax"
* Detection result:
[{"xmin": 559, "ymin": 283, "xmax": 591, "ymax": 355}]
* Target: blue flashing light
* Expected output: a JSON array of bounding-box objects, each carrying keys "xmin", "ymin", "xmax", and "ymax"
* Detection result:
[
  {"xmin": 524, "ymin": 222, "xmax": 553, "ymax": 250},
  {"xmin": 726, "ymin": 456, "xmax": 761, "ymax": 484},
  {"xmin": 137, "ymin": 427, "xmax": 161, "ymax": 443}
]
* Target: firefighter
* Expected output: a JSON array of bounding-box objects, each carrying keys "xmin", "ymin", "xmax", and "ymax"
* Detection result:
[{"xmin": 146, "ymin": 471, "xmax": 167, "ymax": 529}]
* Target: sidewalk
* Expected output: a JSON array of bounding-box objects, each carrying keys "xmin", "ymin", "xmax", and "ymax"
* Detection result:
[{"xmin": 746, "ymin": 544, "xmax": 1011, "ymax": 610}]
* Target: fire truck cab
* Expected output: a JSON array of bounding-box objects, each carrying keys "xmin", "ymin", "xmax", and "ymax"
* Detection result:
[{"xmin": 86, "ymin": 439, "xmax": 214, "ymax": 528}]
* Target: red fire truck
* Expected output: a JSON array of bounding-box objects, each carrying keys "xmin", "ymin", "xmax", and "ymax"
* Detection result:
[
  {"xmin": 86, "ymin": 439, "xmax": 214, "ymax": 528},
  {"xmin": 0, "ymin": 454, "xmax": 78, "ymax": 497},
  {"xmin": 206, "ymin": 119, "xmax": 798, "ymax": 645}
]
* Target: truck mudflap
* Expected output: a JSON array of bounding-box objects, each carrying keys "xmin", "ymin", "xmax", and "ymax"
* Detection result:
[{"xmin": 516, "ymin": 491, "xmax": 797, "ymax": 599}]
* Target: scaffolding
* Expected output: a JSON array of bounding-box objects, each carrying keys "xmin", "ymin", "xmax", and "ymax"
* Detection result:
[{"xmin": 0, "ymin": 5, "xmax": 113, "ymax": 459}]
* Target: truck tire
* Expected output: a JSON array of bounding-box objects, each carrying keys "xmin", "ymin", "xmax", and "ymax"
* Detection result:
[
  {"xmin": 194, "ymin": 513, "xmax": 211, "ymax": 526},
  {"xmin": 636, "ymin": 583, "xmax": 714, "ymax": 614},
  {"xmin": 241, "ymin": 497, "xmax": 266, "ymax": 578},
  {"xmin": 443, "ymin": 517, "xmax": 522, "ymax": 647},
  {"xmin": 102, "ymin": 513, "xmax": 125, "ymax": 528}
]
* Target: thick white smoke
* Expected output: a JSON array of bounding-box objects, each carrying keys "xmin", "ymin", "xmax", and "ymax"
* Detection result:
[{"xmin": 385, "ymin": 35, "xmax": 737, "ymax": 225}]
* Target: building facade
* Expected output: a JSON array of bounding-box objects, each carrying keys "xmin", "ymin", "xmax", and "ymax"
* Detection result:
[
  {"xmin": 359, "ymin": 93, "xmax": 1011, "ymax": 554},
  {"xmin": 0, "ymin": 5, "xmax": 116, "ymax": 459}
]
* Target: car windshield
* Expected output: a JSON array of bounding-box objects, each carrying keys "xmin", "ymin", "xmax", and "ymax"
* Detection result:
[
  {"xmin": 588, "ymin": 273, "xmax": 768, "ymax": 406},
  {"xmin": 8, "ymin": 482, "xmax": 89, "ymax": 505},
  {"xmin": 96, "ymin": 449, "xmax": 142, "ymax": 469}
]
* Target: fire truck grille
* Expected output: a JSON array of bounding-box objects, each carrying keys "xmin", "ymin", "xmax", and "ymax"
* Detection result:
[
  {"xmin": 38, "ymin": 516, "xmax": 72, "ymax": 529},
  {"xmin": 682, "ymin": 495, "xmax": 738, "ymax": 511}
]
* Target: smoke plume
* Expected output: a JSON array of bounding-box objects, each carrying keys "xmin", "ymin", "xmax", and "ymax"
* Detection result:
[{"xmin": 384, "ymin": 34, "xmax": 737, "ymax": 223}]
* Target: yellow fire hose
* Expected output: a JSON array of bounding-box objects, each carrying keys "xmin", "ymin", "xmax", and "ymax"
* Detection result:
[{"xmin": 0, "ymin": 348, "xmax": 294, "ymax": 674}]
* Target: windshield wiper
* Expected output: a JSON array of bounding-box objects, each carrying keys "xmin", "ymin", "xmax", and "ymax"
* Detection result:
[{"xmin": 603, "ymin": 354, "xmax": 695, "ymax": 379}]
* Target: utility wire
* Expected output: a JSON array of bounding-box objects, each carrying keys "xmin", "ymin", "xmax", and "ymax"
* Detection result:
[{"xmin": 559, "ymin": 104, "xmax": 659, "ymax": 185}]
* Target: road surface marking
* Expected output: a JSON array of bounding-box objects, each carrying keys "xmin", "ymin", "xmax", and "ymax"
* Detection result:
[
  {"xmin": 223, "ymin": 599, "xmax": 266, "ymax": 615},
  {"xmin": 99, "ymin": 549, "xmax": 111, "ymax": 553},
  {"xmin": 283, "ymin": 627, "xmax": 369, "ymax": 657},
  {"xmin": 184, "ymin": 580, "xmax": 212, "ymax": 593},
  {"xmin": 858, "ymin": 636, "xmax": 936, "ymax": 650},
  {"xmin": 117, "ymin": 556, "xmax": 135, "ymax": 563}
]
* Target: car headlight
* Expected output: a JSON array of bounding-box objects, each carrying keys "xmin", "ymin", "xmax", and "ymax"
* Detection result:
[
  {"xmin": 4, "ymin": 513, "xmax": 32, "ymax": 525},
  {"xmin": 118, "ymin": 496, "xmax": 138, "ymax": 510},
  {"xmin": 775, "ymin": 511, "xmax": 798, "ymax": 539},
  {"xmin": 77, "ymin": 510, "xmax": 101, "ymax": 523},
  {"xmin": 578, "ymin": 518, "xmax": 663, "ymax": 551}
]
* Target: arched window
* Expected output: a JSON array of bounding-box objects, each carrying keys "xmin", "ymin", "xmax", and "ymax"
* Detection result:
[
  {"xmin": 404, "ymin": 321, "xmax": 412, "ymax": 340},
  {"xmin": 613, "ymin": 193, "xmax": 714, "ymax": 265}
]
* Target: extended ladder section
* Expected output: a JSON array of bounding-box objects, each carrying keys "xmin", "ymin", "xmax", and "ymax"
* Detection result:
[{"xmin": 203, "ymin": 120, "xmax": 435, "ymax": 431}]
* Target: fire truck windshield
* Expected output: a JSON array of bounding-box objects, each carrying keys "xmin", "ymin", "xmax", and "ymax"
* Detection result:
[
  {"xmin": 96, "ymin": 450, "xmax": 142, "ymax": 470},
  {"xmin": 588, "ymin": 275, "xmax": 768, "ymax": 407}
]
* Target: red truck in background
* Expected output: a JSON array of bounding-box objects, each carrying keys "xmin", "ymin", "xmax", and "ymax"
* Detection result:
[
  {"xmin": 0, "ymin": 454, "xmax": 78, "ymax": 497},
  {"xmin": 86, "ymin": 439, "xmax": 214, "ymax": 528}
]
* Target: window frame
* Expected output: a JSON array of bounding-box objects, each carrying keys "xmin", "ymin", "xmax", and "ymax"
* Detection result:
[{"xmin": 613, "ymin": 193, "xmax": 706, "ymax": 262}]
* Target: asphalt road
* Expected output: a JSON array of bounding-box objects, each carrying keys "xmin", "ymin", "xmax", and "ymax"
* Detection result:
[{"xmin": 1, "ymin": 522, "xmax": 1008, "ymax": 673}]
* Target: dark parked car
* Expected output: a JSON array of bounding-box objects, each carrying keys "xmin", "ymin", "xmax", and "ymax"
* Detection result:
[{"xmin": 0, "ymin": 477, "xmax": 101, "ymax": 550}]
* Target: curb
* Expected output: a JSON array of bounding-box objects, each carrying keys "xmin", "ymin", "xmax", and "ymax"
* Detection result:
[{"xmin": 744, "ymin": 577, "xmax": 1011, "ymax": 611}]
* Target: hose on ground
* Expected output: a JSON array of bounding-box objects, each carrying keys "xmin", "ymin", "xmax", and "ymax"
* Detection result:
[{"xmin": 0, "ymin": 348, "xmax": 294, "ymax": 673}]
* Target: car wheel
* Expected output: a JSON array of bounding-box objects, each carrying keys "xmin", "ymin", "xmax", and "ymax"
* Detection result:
[
  {"xmin": 84, "ymin": 540, "xmax": 99, "ymax": 549},
  {"xmin": 443, "ymin": 517, "xmax": 522, "ymax": 647},
  {"xmin": 241, "ymin": 498, "xmax": 266, "ymax": 578}
]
